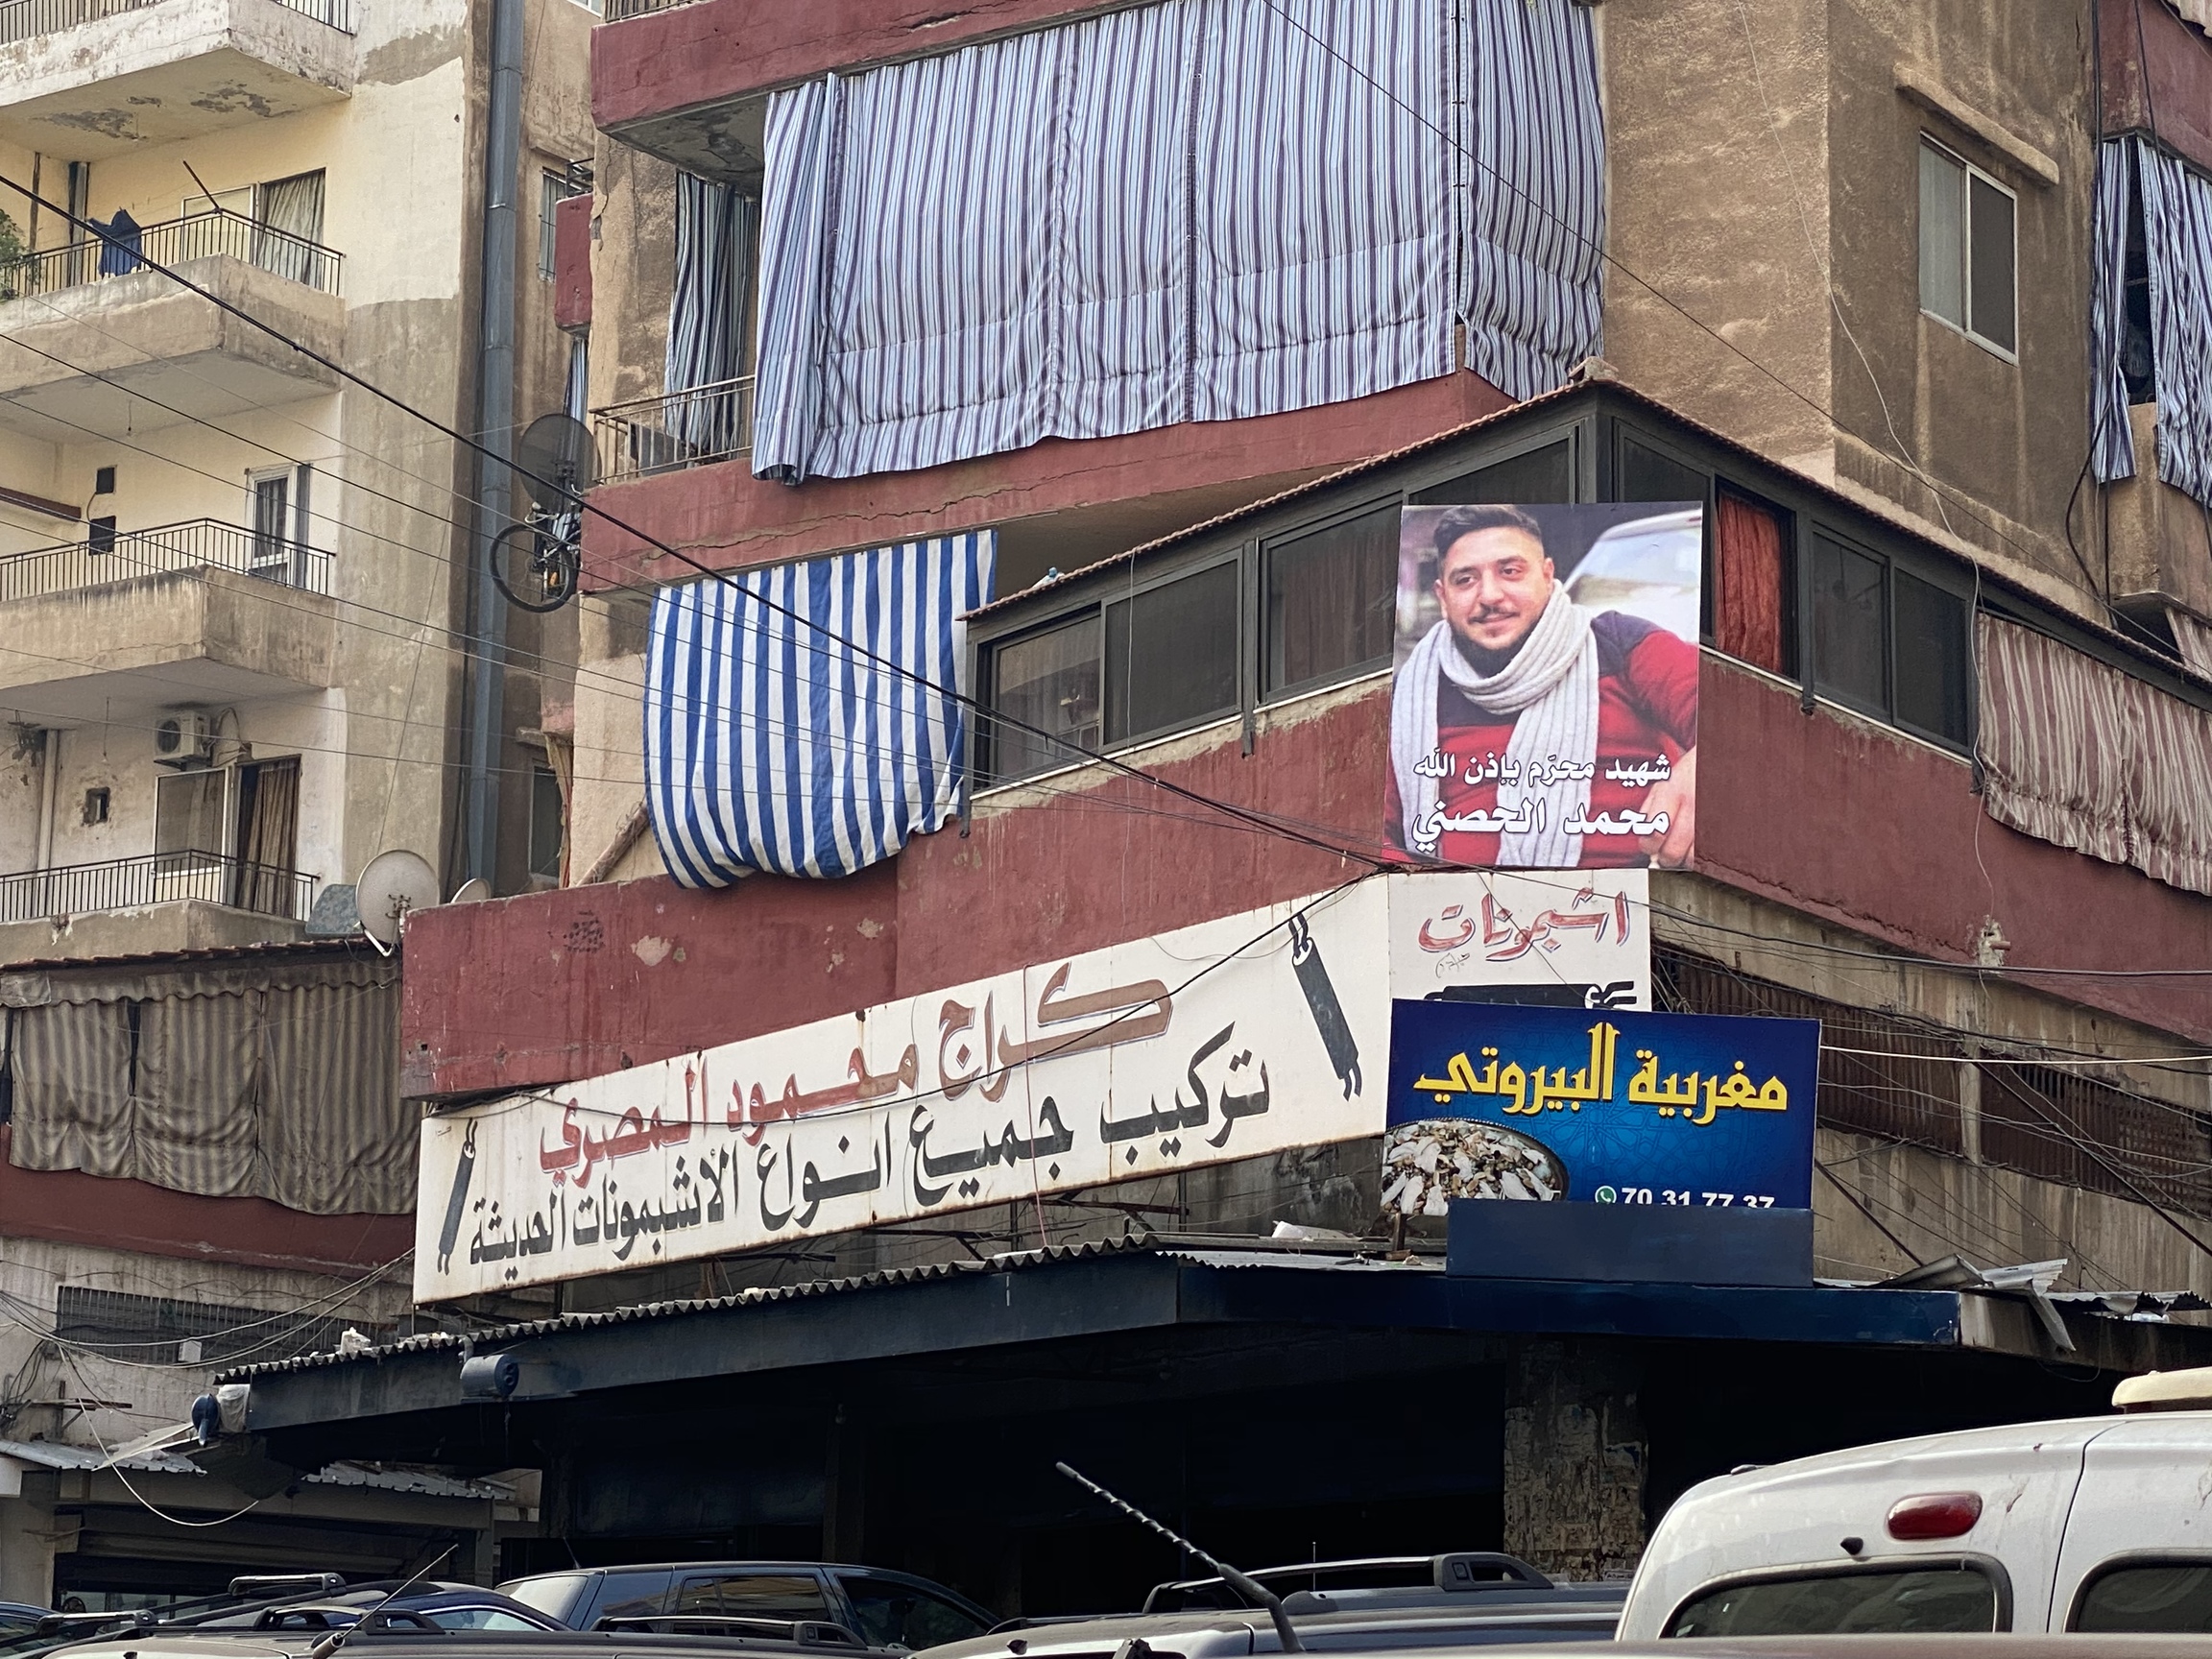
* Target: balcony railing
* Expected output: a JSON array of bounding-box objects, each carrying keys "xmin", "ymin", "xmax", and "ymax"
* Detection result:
[
  {"xmin": 590, "ymin": 374, "xmax": 753, "ymax": 485},
  {"xmin": 0, "ymin": 517, "xmax": 333, "ymax": 603},
  {"xmin": 0, "ymin": 0, "xmax": 351, "ymax": 46},
  {"xmin": 603, "ymin": 0, "xmax": 687, "ymax": 20},
  {"xmin": 0, "ymin": 208, "xmax": 343, "ymax": 301},
  {"xmin": 0, "ymin": 851, "xmax": 315, "ymax": 924}
]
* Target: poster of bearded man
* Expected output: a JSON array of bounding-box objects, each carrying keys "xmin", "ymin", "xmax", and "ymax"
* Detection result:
[{"xmin": 1385, "ymin": 502, "xmax": 1702, "ymax": 871}]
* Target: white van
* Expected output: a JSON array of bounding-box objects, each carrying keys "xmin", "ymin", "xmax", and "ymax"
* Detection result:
[{"xmin": 1617, "ymin": 1369, "xmax": 2212, "ymax": 1640}]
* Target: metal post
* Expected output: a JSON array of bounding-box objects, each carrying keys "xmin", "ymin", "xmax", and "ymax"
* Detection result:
[{"xmin": 463, "ymin": 0, "xmax": 524, "ymax": 889}]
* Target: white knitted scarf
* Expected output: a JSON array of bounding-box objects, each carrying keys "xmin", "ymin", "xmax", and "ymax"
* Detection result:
[{"xmin": 1389, "ymin": 585, "xmax": 1600, "ymax": 866}]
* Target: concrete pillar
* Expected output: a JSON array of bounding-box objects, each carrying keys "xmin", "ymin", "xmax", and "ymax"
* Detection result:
[
  {"xmin": 1502, "ymin": 1339, "xmax": 1647, "ymax": 1581},
  {"xmin": 0, "ymin": 1488, "xmax": 57, "ymax": 1609}
]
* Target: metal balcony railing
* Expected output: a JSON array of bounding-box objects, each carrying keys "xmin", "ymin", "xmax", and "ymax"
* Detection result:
[
  {"xmin": 0, "ymin": 851, "xmax": 316, "ymax": 924},
  {"xmin": 0, "ymin": 0, "xmax": 351, "ymax": 46},
  {"xmin": 602, "ymin": 0, "xmax": 689, "ymax": 20},
  {"xmin": 0, "ymin": 517, "xmax": 333, "ymax": 603},
  {"xmin": 590, "ymin": 374, "xmax": 753, "ymax": 485},
  {"xmin": 0, "ymin": 207, "xmax": 343, "ymax": 302}
]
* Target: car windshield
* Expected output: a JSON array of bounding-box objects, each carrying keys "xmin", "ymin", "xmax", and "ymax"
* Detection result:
[{"xmin": 428, "ymin": 1608, "xmax": 545, "ymax": 1631}]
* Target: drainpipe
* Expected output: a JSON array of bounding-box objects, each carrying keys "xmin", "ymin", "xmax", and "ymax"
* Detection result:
[
  {"xmin": 34, "ymin": 729, "xmax": 59, "ymax": 870},
  {"xmin": 462, "ymin": 0, "xmax": 523, "ymax": 890}
]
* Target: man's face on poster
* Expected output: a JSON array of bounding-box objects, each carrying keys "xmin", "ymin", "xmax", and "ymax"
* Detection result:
[{"xmin": 1433, "ymin": 527, "xmax": 1555, "ymax": 657}]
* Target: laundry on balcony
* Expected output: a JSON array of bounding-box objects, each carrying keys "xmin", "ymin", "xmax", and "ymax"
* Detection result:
[{"xmin": 91, "ymin": 207, "xmax": 140, "ymax": 276}]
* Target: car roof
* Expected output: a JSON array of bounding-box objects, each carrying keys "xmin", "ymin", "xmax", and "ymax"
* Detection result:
[
  {"xmin": 924, "ymin": 1600, "xmax": 1623, "ymax": 1659},
  {"xmin": 43, "ymin": 1631, "xmax": 861, "ymax": 1659},
  {"xmin": 1679, "ymin": 1412, "xmax": 2132, "ymax": 1503},
  {"xmin": 509, "ymin": 1566, "xmax": 873, "ymax": 1579}
]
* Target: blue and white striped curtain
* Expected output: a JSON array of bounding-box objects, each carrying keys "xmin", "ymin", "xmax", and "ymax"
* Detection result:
[
  {"xmin": 1461, "ymin": 0, "xmax": 1605, "ymax": 401},
  {"xmin": 644, "ymin": 532, "xmax": 997, "ymax": 882},
  {"xmin": 2089, "ymin": 139, "xmax": 2138, "ymax": 485},
  {"xmin": 2093, "ymin": 136, "xmax": 2212, "ymax": 505},
  {"xmin": 752, "ymin": 0, "xmax": 1599, "ymax": 484},
  {"xmin": 664, "ymin": 172, "xmax": 758, "ymax": 455}
]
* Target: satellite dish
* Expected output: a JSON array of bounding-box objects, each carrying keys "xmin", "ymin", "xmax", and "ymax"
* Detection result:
[
  {"xmin": 449, "ymin": 877, "xmax": 492, "ymax": 904},
  {"xmin": 354, "ymin": 849, "xmax": 440, "ymax": 947},
  {"xmin": 516, "ymin": 413, "xmax": 596, "ymax": 509}
]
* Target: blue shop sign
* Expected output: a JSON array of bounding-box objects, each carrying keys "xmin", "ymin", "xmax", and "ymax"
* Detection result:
[{"xmin": 1385, "ymin": 1001, "xmax": 1818, "ymax": 1212}]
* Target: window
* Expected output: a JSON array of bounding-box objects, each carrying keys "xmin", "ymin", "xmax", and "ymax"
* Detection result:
[
  {"xmin": 986, "ymin": 614, "xmax": 1101, "ymax": 784},
  {"xmin": 81, "ymin": 787, "xmax": 108, "ymax": 827},
  {"xmin": 252, "ymin": 170, "xmax": 327, "ymax": 287},
  {"xmin": 2074, "ymin": 1562, "xmax": 2212, "ymax": 1632},
  {"xmin": 154, "ymin": 768, "xmax": 228, "ymax": 861},
  {"xmin": 1103, "ymin": 560, "xmax": 1238, "ymax": 743},
  {"xmin": 1666, "ymin": 1564, "xmax": 2004, "ymax": 1636},
  {"xmin": 92, "ymin": 465, "xmax": 114, "ymax": 495},
  {"xmin": 540, "ymin": 170, "xmax": 566, "ymax": 280},
  {"xmin": 1714, "ymin": 490, "xmax": 1793, "ymax": 676},
  {"xmin": 1263, "ymin": 503, "xmax": 1399, "ymax": 697},
  {"xmin": 582, "ymin": 1572, "xmax": 673, "ymax": 1625},
  {"xmin": 832, "ymin": 1575, "xmax": 986, "ymax": 1651},
  {"xmin": 251, "ymin": 470, "xmax": 292, "ymax": 580},
  {"xmin": 1919, "ymin": 139, "xmax": 2016, "ymax": 356},
  {"xmin": 1812, "ymin": 533, "xmax": 1889, "ymax": 713},
  {"xmin": 1415, "ymin": 438, "xmax": 1574, "ymax": 506},
  {"xmin": 87, "ymin": 515, "xmax": 116, "ymax": 556},
  {"xmin": 500, "ymin": 1575, "xmax": 590, "ymax": 1624},
  {"xmin": 1811, "ymin": 531, "xmax": 1971, "ymax": 746},
  {"xmin": 674, "ymin": 1574, "xmax": 830, "ymax": 1620},
  {"xmin": 428, "ymin": 1610, "xmax": 542, "ymax": 1632},
  {"xmin": 529, "ymin": 764, "xmax": 564, "ymax": 881}
]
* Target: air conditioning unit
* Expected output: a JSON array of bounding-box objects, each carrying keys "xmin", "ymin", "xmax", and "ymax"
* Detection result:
[{"xmin": 154, "ymin": 711, "xmax": 215, "ymax": 763}]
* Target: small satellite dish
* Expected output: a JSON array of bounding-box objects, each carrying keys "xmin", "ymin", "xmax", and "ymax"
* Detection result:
[
  {"xmin": 354, "ymin": 849, "xmax": 440, "ymax": 947},
  {"xmin": 449, "ymin": 877, "xmax": 492, "ymax": 904},
  {"xmin": 516, "ymin": 413, "xmax": 596, "ymax": 510}
]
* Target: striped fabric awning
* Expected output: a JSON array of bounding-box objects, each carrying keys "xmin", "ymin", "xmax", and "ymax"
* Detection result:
[
  {"xmin": 750, "ymin": 0, "xmax": 1601, "ymax": 484},
  {"xmin": 645, "ymin": 533, "xmax": 997, "ymax": 882}
]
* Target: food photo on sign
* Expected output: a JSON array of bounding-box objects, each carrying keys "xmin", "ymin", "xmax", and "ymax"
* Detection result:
[
  {"xmin": 1382, "ymin": 1001, "xmax": 1817, "ymax": 1219},
  {"xmin": 1385, "ymin": 502, "xmax": 1702, "ymax": 870}
]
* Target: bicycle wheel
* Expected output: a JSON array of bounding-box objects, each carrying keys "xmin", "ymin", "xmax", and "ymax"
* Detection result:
[{"xmin": 490, "ymin": 521, "xmax": 580, "ymax": 613}]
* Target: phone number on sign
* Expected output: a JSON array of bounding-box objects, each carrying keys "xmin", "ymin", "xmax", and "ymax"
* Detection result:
[{"xmin": 1594, "ymin": 1187, "xmax": 1777, "ymax": 1207}]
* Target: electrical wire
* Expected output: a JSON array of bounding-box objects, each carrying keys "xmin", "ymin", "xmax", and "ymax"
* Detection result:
[{"xmin": 54, "ymin": 1349, "xmax": 263, "ymax": 1527}]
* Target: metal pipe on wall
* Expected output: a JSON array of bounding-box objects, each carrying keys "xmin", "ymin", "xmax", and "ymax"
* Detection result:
[{"xmin": 462, "ymin": 0, "xmax": 524, "ymax": 890}]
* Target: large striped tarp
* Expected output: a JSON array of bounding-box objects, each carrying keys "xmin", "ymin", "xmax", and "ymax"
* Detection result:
[
  {"xmin": 2093, "ymin": 135, "xmax": 2212, "ymax": 507},
  {"xmin": 750, "ymin": 0, "xmax": 1599, "ymax": 484},
  {"xmin": 644, "ymin": 532, "xmax": 997, "ymax": 883}
]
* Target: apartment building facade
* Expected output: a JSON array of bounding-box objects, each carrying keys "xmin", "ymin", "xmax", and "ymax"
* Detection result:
[
  {"xmin": 0, "ymin": 0, "xmax": 587, "ymax": 1604},
  {"xmin": 223, "ymin": 0, "xmax": 2212, "ymax": 1613}
]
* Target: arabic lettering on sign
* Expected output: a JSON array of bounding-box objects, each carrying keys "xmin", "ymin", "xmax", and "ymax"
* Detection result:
[
  {"xmin": 1383, "ymin": 1000, "xmax": 1818, "ymax": 1210},
  {"xmin": 1390, "ymin": 870, "xmax": 1651, "ymax": 1014},
  {"xmin": 416, "ymin": 877, "xmax": 1489, "ymax": 1302}
]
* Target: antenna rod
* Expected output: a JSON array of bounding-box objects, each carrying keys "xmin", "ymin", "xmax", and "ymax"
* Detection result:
[
  {"xmin": 1055, "ymin": 1462, "xmax": 1303, "ymax": 1652},
  {"xmin": 306, "ymin": 1544, "xmax": 456, "ymax": 1659}
]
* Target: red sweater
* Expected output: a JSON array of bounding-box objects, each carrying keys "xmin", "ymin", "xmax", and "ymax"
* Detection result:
[{"xmin": 1386, "ymin": 613, "xmax": 1699, "ymax": 867}]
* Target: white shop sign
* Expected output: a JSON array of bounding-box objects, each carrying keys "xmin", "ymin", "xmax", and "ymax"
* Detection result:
[{"xmin": 416, "ymin": 870, "xmax": 1647, "ymax": 1300}]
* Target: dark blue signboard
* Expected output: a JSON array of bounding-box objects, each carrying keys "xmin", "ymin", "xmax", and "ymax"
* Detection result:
[{"xmin": 1385, "ymin": 1001, "xmax": 1818, "ymax": 1211}]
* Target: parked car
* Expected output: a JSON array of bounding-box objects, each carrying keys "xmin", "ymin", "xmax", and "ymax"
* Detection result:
[
  {"xmin": 499, "ymin": 1565, "xmax": 992, "ymax": 1651},
  {"xmin": 191, "ymin": 1584, "xmax": 565, "ymax": 1633},
  {"xmin": 1619, "ymin": 1365, "xmax": 2212, "ymax": 1638},
  {"xmin": 926, "ymin": 1553, "xmax": 1622, "ymax": 1654}
]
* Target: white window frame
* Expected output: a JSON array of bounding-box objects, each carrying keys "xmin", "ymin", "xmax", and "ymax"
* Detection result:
[{"xmin": 1918, "ymin": 136, "xmax": 2019, "ymax": 365}]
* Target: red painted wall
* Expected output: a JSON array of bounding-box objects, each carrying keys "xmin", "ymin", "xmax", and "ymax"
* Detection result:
[
  {"xmin": 2101, "ymin": 0, "xmax": 2212, "ymax": 175},
  {"xmin": 0, "ymin": 1129, "xmax": 414, "ymax": 1273},
  {"xmin": 398, "ymin": 661, "xmax": 2212, "ymax": 1098},
  {"xmin": 582, "ymin": 373, "xmax": 1512, "ymax": 589},
  {"xmin": 593, "ymin": 0, "xmax": 1123, "ymax": 139}
]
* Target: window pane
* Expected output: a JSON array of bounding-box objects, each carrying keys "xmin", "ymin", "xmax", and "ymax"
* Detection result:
[
  {"xmin": 1104, "ymin": 561, "xmax": 1239, "ymax": 743},
  {"xmin": 1668, "ymin": 1568, "xmax": 1999, "ymax": 1636},
  {"xmin": 498, "ymin": 1575, "xmax": 587, "ymax": 1623},
  {"xmin": 675, "ymin": 1575, "xmax": 830, "ymax": 1618},
  {"xmin": 155, "ymin": 770, "xmax": 227, "ymax": 858},
  {"xmin": 987, "ymin": 614, "xmax": 1101, "ymax": 783},
  {"xmin": 2077, "ymin": 1565, "xmax": 2212, "ymax": 1632},
  {"xmin": 1264, "ymin": 505, "xmax": 1398, "ymax": 695},
  {"xmin": 1919, "ymin": 143, "xmax": 1965, "ymax": 327},
  {"xmin": 1812, "ymin": 534, "xmax": 1887, "ymax": 712},
  {"xmin": 1716, "ymin": 491, "xmax": 1793, "ymax": 676},
  {"xmin": 1968, "ymin": 172, "xmax": 2016, "ymax": 352},
  {"xmin": 1893, "ymin": 570, "xmax": 1969, "ymax": 742},
  {"xmin": 1620, "ymin": 434, "xmax": 1708, "ymax": 505},
  {"xmin": 1414, "ymin": 439, "xmax": 1573, "ymax": 504},
  {"xmin": 834, "ymin": 1576, "xmax": 987, "ymax": 1650},
  {"xmin": 587, "ymin": 1573, "xmax": 672, "ymax": 1623},
  {"xmin": 529, "ymin": 765, "xmax": 564, "ymax": 879}
]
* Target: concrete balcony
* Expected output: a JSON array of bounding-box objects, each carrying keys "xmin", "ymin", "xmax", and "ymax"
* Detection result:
[
  {"xmin": 0, "ymin": 0, "xmax": 352, "ymax": 156},
  {"xmin": 0, "ymin": 237, "xmax": 342, "ymax": 439},
  {"xmin": 0, "ymin": 520, "xmax": 337, "ymax": 725},
  {"xmin": 2105, "ymin": 401, "xmax": 2212, "ymax": 649}
]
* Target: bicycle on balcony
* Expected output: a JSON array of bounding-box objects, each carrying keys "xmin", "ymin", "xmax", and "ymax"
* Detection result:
[{"xmin": 490, "ymin": 413, "xmax": 595, "ymax": 613}]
